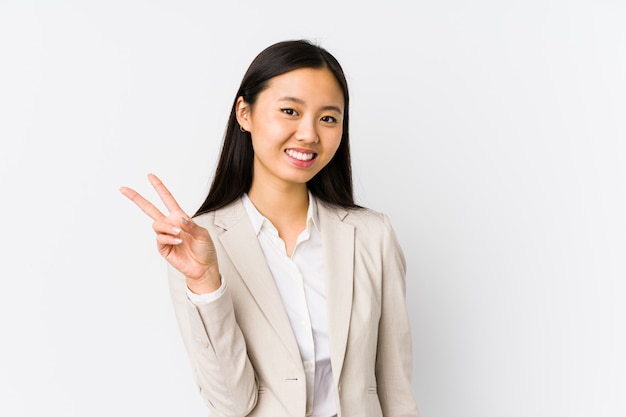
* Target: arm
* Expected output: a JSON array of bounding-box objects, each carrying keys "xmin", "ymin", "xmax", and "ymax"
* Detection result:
[
  {"xmin": 375, "ymin": 215, "xmax": 420, "ymax": 417},
  {"xmin": 120, "ymin": 174, "xmax": 257, "ymax": 417},
  {"xmin": 168, "ymin": 266, "xmax": 257, "ymax": 417}
]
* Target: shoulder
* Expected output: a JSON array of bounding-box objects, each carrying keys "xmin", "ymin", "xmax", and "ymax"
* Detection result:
[
  {"xmin": 192, "ymin": 210, "xmax": 217, "ymax": 231},
  {"xmin": 347, "ymin": 206, "xmax": 389, "ymax": 225},
  {"xmin": 192, "ymin": 198, "xmax": 246, "ymax": 231},
  {"xmin": 318, "ymin": 201, "xmax": 396, "ymax": 237},
  {"xmin": 319, "ymin": 202, "xmax": 406, "ymax": 272}
]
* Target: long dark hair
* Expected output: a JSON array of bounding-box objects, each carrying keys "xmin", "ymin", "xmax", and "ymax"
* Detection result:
[{"xmin": 194, "ymin": 39, "xmax": 357, "ymax": 216}]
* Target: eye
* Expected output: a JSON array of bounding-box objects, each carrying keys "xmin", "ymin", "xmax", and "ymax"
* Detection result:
[
  {"xmin": 321, "ymin": 115, "xmax": 338, "ymax": 124},
  {"xmin": 281, "ymin": 108, "xmax": 298, "ymax": 116}
]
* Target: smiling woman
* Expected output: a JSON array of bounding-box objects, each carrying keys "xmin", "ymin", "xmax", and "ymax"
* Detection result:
[{"xmin": 120, "ymin": 40, "xmax": 420, "ymax": 417}]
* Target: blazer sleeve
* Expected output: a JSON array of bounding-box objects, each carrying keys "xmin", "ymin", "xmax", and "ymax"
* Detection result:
[
  {"xmin": 375, "ymin": 215, "xmax": 421, "ymax": 417},
  {"xmin": 167, "ymin": 264, "xmax": 258, "ymax": 417}
]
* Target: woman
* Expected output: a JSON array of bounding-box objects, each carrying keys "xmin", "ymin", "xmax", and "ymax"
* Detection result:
[{"xmin": 121, "ymin": 40, "xmax": 419, "ymax": 417}]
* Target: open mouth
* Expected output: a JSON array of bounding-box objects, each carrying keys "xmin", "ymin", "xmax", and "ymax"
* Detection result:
[{"xmin": 285, "ymin": 149, "xmax": 317, "ymax": 161}]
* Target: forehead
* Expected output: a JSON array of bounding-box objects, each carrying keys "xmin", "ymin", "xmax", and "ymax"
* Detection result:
[{"xmin": 261, "ymin": 67, "xmax": 345, "ymax": 109}]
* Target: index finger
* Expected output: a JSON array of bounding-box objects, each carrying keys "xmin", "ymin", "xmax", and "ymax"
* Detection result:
[{"xmin": 147, "ymin": 173, "xmax": 186, "ymax": 216}]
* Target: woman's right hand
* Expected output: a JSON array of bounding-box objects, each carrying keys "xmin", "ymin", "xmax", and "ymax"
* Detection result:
[{"xmin": 120, "ymin": 173, "xmax": 221, "ymax": 294}]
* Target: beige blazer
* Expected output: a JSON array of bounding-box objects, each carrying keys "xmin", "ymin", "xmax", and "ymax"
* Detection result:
[{"xmin": 168, "ymin": 198, "xmax": 419, "ymax": 417}]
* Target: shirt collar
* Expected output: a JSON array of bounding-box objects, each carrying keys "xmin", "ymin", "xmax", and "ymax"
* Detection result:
[{"xmin": 241, "ymin": 191, "xmax": 320, "ymax": 236}]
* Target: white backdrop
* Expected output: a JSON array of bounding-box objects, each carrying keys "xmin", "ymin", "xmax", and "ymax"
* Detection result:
[{"xmin": 1, "ymin": 0, "xmax": 625, "ymax": 416}]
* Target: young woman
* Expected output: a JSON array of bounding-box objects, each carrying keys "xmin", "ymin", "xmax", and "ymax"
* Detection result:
[{"xmin": 121, "ymin": 40, "xmax": 419, "ymax": 417}]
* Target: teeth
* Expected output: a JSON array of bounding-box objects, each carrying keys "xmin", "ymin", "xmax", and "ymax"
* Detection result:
[{"xmin": 286, "ymin": 149, "xmax": 315, "ymax": 161}]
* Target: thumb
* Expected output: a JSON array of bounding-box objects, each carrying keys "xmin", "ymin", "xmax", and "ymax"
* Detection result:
[
  {"xmin": 179, "ymin": 216, "xmax": 207, "ymax": 239},
  {"xmin": 179, "ymin": 215, "xmax": 192, "ymax": 230}
]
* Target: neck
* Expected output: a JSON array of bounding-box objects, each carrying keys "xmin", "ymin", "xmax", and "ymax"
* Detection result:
[{"xmin": 247, "ymin": 182, "xmax": 309, "ymax": 225}]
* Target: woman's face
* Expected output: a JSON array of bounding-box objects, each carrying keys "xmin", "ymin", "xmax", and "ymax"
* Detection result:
[{"xmin": 237, "ymin": 67, "xmax": 344, "ymax": 190}]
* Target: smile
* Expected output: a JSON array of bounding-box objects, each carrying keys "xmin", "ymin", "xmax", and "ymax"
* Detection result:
[{"xmin": 285, "ymin": 149, "xmax": 317, "ymax": 161}]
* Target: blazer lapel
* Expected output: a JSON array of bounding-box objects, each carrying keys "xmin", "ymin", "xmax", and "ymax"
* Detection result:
[
  {"xmin": 318, "ymin": 202, "xmax": 355, "ymax": 382},
  {"xmin": 213, "ymin": 200, "xmax": 302, "ymax": 367}
]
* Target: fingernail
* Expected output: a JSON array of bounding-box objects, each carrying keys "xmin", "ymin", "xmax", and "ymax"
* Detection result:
[
  {"xmin": 181, "ymin": 217, "xmax": 189, "ymax": 225},
  {"xmin": 172, "ymin": 227, "xmax": 181, "ymax": 234},
  {"xmin": 173, "ymin": 238, "xmax": 183, "ymax": 244}
]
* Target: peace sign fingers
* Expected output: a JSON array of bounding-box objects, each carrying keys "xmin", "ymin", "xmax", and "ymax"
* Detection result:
[
  {"xmin": 120, "ymin": 173, "xmax": 188, "ymax": 222},
  {"xmin": 119, "ymin": 184, "xmax": 167, "ymax": 221}
]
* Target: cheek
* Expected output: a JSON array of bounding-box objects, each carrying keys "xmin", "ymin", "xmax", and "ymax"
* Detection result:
[
  {"xmin": 319, "ymin": 140, "xmax": 342, "ymax": 168},
  {"xmin": 253, "ymin": 120, "xmax": 290, "ymax": 144},
  {"xmin": 250, "ymin": 125, "xmax": 284, "ymax": 149},
  {"xmin": 328, "ymin": 133, "xmax": 343, "ymax": 155}
]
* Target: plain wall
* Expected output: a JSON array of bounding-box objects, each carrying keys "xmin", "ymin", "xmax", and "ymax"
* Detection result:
[{"xmin": 1, "ymin": 0, "xmax": 624, "ymax": 416}]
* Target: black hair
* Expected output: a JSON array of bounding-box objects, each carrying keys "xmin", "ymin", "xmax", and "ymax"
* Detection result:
[{"xmin": 195, "ymin": 39, "xmax": 357, "ymax": 216}]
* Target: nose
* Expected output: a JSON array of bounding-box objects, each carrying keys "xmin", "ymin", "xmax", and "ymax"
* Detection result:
[{"xmin": 294, "ymin": 117, "xmax": 319, "ymax": 143}]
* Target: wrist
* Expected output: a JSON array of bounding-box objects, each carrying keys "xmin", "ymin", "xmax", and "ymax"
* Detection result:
[{"xmin": 186, "ymin": 267, "xmax": 221, "ymax": 295}]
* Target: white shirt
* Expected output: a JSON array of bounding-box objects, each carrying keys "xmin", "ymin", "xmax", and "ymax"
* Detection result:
[{"xmin": 187, "ymin": 193, "xmax": 336, "ymax": 417}]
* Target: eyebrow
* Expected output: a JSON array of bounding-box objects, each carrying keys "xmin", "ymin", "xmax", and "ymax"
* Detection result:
[{"xmin": 278, "ymin": 96, "xmax": 343, "ymax": 114}]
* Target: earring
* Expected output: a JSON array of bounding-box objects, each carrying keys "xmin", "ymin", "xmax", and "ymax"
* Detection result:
[{"xmin": 239, "ymin": 125, "xmax": 247, "ymax": 133}]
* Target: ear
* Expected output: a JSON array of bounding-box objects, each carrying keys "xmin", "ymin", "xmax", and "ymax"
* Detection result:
[{"xmin": 235, "ymin": 96, "xmax": 251, "ymax": 132}]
